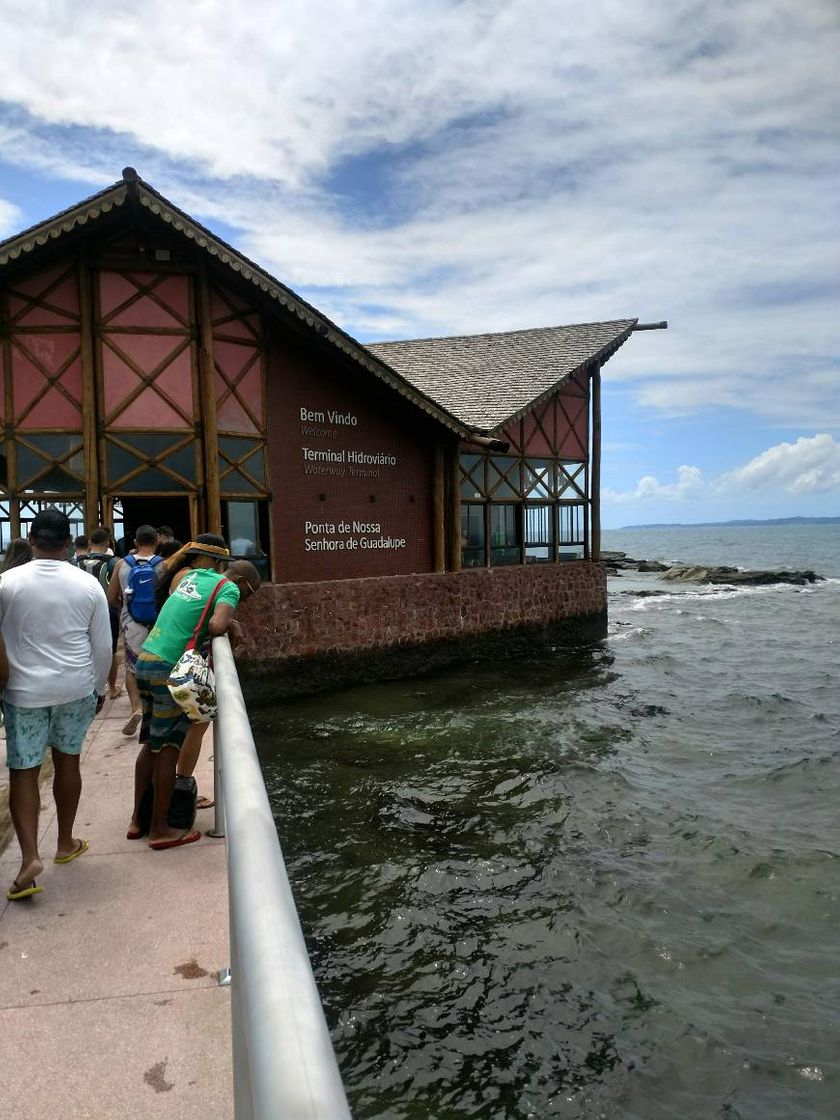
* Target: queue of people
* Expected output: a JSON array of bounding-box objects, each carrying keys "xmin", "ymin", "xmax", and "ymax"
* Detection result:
[{"xmin": 0, "ymin": 509, "xmax": 260, "ymax": 900}]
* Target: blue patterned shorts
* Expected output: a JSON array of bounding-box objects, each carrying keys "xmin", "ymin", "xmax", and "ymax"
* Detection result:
[{"xmin": 4, "ymin": 694, "xmax": 97, "ymax": 770}]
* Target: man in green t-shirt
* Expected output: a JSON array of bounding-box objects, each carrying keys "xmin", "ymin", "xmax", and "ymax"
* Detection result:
[{"xmin": 129, "ymin": 541, "xmax": 261, "ymax": 850}]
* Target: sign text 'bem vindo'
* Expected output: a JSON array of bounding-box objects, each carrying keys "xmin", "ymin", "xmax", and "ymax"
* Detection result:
[{"xmin": 297, "ymin": 400, "xmax": 409, "ymax": 556}]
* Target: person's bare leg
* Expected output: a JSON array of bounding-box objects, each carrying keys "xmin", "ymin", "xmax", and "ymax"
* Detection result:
[
  {"xmin": 177, "ymin": 723, "xmax": 213, "ymax": 808},
  {"xmin": 52, "ymin": 748, "xmax": 85, "ymax": 860},
  {"xmin": 128, "ymin": 742, "xmax": 154, "ymax": 837},
  {"xmin": 122, "ymin": 670, "xmax": 142, "ymax": 735},
  {"xmin": 9, "ymin": 767, "xmax": 44, "ymax": 889},
  {"xmin": 108, "ymin": 654, "xmax": 121, "ymax": 697},
  {"xmin": 176, "ymin": 722, "xmax": 210, "ymax": 779},
  {"xmin": 148, "ymin": 745, "xmax": 185, "ymax": 844}
]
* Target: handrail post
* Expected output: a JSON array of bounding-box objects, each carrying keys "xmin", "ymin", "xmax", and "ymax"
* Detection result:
[{"xmin": 205, "ymin": 735, "xmax": 226, "ymax": 838}]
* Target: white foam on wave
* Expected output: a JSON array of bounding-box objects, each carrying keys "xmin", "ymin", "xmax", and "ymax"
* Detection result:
[
  {"xmin": 607, "ymin": 623, "xmax": 651, "ymax": 642},
  {"xmin": 625, "ymin": 582, "xmax": 807, "ymax": 611}
]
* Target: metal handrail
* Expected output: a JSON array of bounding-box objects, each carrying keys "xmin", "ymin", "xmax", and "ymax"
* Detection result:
[{"xmin": 212, "ymin": 635, "xmax": 352, "ymax": 1119}]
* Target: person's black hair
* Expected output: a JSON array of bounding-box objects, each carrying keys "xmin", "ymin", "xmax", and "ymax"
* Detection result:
[
  {"xmin": 90, "ymin": 526, "xmax": 112, "ymax": 546},
  {"xmin": 0, "ymin": 538, "xmax": 33, "ymax": 573},
  {"xmin": 135, "ymin": 524, "xmax": 158, "ymax": 547},
  {"xmin": 156, "ymin": 538, "xmax": 183, "ymax": 560},
  {"xmin": 30, "ymin": 507, "xmax": 71, "ymax": 551},
  {"xmin": 157, "ymin": 525, "xmax": 175, "ymax": 538},
  {"xmin": 74, "ymin": 535, "xmax": 89, "ymax": 549}
]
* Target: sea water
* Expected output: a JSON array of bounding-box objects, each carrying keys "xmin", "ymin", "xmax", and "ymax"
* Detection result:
[{"xmin": 251, "ymin": 524, "xmax": 839, "ymax": 1119}]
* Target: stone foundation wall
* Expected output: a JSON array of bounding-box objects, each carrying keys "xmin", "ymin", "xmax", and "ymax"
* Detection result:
[{"xmin": 235, "ymin": 561, "xmax": 607, "ymax": 701}]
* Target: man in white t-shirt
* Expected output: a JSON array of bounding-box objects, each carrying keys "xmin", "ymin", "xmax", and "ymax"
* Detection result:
[{"xmin": 0, "ymin": 508, "xmax": 112, "ymax": 901}]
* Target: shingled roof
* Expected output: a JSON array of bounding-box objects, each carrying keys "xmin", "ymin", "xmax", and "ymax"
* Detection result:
[{"xmin": 365, "ymin": 319, "xmax": 637, "ymax": 433}]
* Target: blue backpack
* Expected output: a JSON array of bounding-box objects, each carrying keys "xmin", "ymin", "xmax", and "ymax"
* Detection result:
[{"xmin": 124, "ymin": 554, "xmax": 163, "ymax": 625}]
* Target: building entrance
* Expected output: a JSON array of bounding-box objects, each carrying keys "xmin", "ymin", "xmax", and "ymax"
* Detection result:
[{"xmin": 113, "ymin": 496, "xmax": 192, "ymax": 553}]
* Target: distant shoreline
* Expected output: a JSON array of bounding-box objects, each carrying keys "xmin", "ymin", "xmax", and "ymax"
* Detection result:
[{"xmin": 610, "ymin": 516, "xmax": 840, "ymax": 530}]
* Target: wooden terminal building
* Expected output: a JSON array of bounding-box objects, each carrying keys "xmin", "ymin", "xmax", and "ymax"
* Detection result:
[{"xmin": 0, "ymin": 169, "xmax": 663, "ymax": 696}]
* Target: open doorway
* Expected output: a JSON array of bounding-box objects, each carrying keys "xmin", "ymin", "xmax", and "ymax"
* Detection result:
[{"xmin": 113, "ymin": 496, "xmax": 192, "ymax": 555}]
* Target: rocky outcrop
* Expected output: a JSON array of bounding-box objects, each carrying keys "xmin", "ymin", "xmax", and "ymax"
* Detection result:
[
  {"xmin": 602, "ymin": 552, "xmax": 822, "ymax": 586},
  {"xmin": 660, "ymin": 565, "xmax": 821, "ymax": 586}
]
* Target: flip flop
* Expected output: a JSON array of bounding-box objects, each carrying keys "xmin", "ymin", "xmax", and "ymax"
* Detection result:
[
  {"xmin": 122, "ymin": 711, "xmax": 142, "ymax": 736},
  {"xmin": 7, "ymin": 879, "xmax": 44, "ymax": 901},
  {"xmin": 126, "ymin": 825, "xmax": 146, "ymax": 840},
  {"xmin": 109, "ymin": 686, "xmax": 124, "ymax": 699},
  {"xmin": 54, "ymin": 838, "xmax": 90, "ymax": 864},
  {"xmin": 196, "ymin": 795, "xmax": 215, "ymax": 810},
  {"xmin": 148, "ymin": 829, "xmax": 202, "ymax": 851}
]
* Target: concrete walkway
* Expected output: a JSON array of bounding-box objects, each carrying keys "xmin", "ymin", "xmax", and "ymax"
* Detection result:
[{"xmin": 0, "ymin": 694, "xmax": 233, "ymax": 1119}]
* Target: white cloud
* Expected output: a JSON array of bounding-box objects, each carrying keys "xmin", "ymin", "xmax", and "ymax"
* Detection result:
[
  {"xmin": 604, "ymin": 465, "xmax": 705, "ymax": 504},
  {"xmin": 0, "ymin": 197, "xmax": 22, "ymax": 238},
  {"xmin": 719, "ymin": 434, "xmax": 840, "ymax": 496},
  {"xmin": 606, "ymin": 434, "xmax": 840, "ymax": 511},
  {"xmin": 0, "ymin": 0, "xmax": 838, "ymax": 427}
]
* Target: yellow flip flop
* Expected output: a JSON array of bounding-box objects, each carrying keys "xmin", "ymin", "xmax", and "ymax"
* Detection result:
[
  {"xmin": 54, "ymin": 839, "xmax": 90, "ymax": 864},
  {"xmin": 7, "ymin": 879, "xmax": 43, "ymax": 901}
]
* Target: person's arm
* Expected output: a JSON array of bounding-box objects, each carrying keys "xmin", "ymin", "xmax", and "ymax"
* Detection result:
[
  {"xmin": 90, "ymin": 586, "xmax": 114, "ymax": 696},
  {"xmin": 0, "ymin": 634, "xmax": 8, "ymax": 694},
  {"xmin": 208, "ymin": 602, "xmax": 236, "ymax": 638},
  {"xmin": 106, "ymin": 558, "xmax": 124, "ymax": 608}
]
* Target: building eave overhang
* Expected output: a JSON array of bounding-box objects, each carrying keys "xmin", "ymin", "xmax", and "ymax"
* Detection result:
[{"xmin": 0, "ymin": 174, "xmax": 473, "ymax": 441}]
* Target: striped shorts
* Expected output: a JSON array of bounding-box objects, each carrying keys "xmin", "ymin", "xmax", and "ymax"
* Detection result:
[{"xmin": 135, "ymin": 653, "xmax": 189, "ymax": 753}]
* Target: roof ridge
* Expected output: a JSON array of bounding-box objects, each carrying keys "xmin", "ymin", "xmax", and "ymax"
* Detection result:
[{"xmin": 367, "ymin": 319, "xmax": 636, "ymax": 347}]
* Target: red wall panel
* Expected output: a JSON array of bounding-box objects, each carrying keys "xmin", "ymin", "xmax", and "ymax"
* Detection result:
[{"xmin": 266, "ymin": 338, "xmax": 435, "ymax": 582}]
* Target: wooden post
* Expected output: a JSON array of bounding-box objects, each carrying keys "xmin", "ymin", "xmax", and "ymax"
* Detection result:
[
  {"xmin": 78, "ymin": 252, "xmax": 101, "ymax": 531},
  {"xmin": 433, "ymin": 445, "xmax": 445, "ymax": 572},
  {"xmin": 590, "ymin": 365, "xmax": 601, "ymax": 562},
  {"xmin": 447, "ymin": 444, "xmax": 462, "ymax": 572},
  {"xmin": 1, "ymin": 290, "xmax": 20, "ymax": 538},
  {"xmin": 197, "ymin": 267, "xmax": 222, "ymax": 534}
]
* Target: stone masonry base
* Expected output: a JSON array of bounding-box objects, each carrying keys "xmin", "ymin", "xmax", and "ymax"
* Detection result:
[{"xmin": 235, "ymin": 561, "xmax": 607, "ymax": 703}]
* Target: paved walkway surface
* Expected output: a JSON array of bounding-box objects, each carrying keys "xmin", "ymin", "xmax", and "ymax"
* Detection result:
[{"xmin": 0, "ymin": 694, "xmax": 233, "ymax": 1120}]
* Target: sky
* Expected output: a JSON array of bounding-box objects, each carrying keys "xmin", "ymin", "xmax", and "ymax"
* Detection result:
[{"xmin": 0, "ymin": 0, "xmax": 837, "ymax": 527}]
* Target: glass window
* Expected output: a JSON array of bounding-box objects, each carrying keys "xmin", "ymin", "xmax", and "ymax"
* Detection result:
[
  {"xmin": 558, "ymin": 503, "xmax": 585, "ymax": 559},
  {"xmin": 19, "ymin": 434, "xmax": 84, "ymax": 461},
  {"xmin": 557, "ymin": 461, "xmax": 586, "ymax": 499},
  {"xmin": 160, "ymin": 444, "xmax": 197, "ymax": 484},
  {"xmin": 487, "ymin": 456, "xmax": 520, "ymax": 498},
  {"xmin": 227, "ymin": 501, "xmax": 259, "ymax": 555},
  {"xmin": 19, "ymin": 499, "xmax": 85, "ymax": 546},
  {"xmin": 459, "ymin": 453, "xmax": 485, "ymax": 499},
  {"xmin": 524, "ymin": 503, "xmax": 554, "ymax": 563},
  {"xmin": 112, "ymin": 433, "xmax": 184, "ymax": 458},
  {"xmin": 219, "ymin": 466, "xmax": 262, "ymax": 496},
  {"xmin": 219, "ymin": 436, "xmax": 260, "ymax": 461},
  {"xmin": 460, "ymin": 503, "xmax": 485, "ymax": 567},
  {"xmin": 120, "ymin": 467, "xmax": 185, "ymax": 492},
  {"xmin": 21, "ymin": 463, "xmax": 84, "ymax": 494},
  {"xmin": 490, "ymin": 503, "xmax": 520, "ymax": 566},
  {"xmin": 523, "ymin": 459, "xmax": 554, "ymax": 498},
  {"xmin": 0, "ymin": 499, "xmax": 11, "ymax": 551},
  {"xmin": 241, "ymin": 446, "xmax": 266, "ymax": 486},
  {"xmin": 224, "ymin": 500, "xmax": 270, "ymax": 580},
  {"xmin": 107, "ymin": 442, "xmax": 144, "ymax": 482}
]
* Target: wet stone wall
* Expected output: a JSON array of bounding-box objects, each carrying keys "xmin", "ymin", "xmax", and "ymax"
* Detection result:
[{"xmin": 236, "ymin": 562, "xmax": 607, "ymax": 701}]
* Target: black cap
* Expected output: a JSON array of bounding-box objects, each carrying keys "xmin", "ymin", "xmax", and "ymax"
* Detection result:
[{"xmin": 30, "ymin": 507, "xmax": 71, "ymax": 543}]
